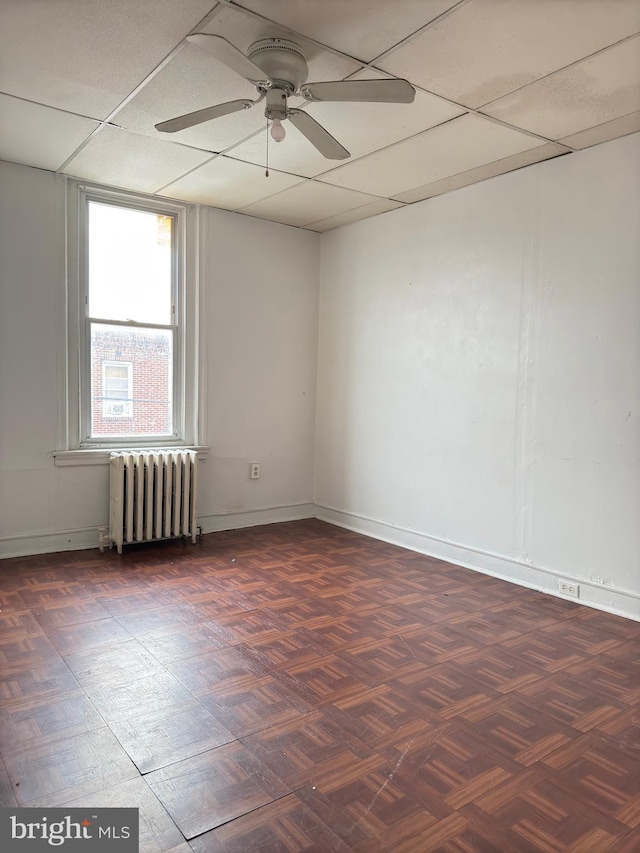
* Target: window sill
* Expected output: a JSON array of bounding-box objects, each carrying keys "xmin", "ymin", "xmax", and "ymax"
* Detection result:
[{"xmin": 52, "ymin": 446, "xmax": 210, "ymax": 467}]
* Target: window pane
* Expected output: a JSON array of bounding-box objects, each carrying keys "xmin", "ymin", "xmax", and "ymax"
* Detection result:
[
  {"xmin": 88, "ymin": 202, "xmax": 173, "ymax": 324},
  {"xmin": 91, "ymin": 324, "xmax": 173, "ymax": 437},
  {"xmin": 105, "ymin": 365, "xmax": 129, "ymax": 380}
]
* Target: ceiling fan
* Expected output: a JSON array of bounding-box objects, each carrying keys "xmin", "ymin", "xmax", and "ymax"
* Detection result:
[{"xmin": 155, "ymin": 34, "xmax": 416, "ymax": 160}]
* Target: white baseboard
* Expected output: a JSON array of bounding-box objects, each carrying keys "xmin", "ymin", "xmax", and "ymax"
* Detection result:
[
  {"xmin": 315, "ymin": 503, "xmax": 640, "ymax": 622},
  {"xmin": 0, "ymin": 503, "xmax": 316, "ymax": 560},
  {"xmin": 0, "ymin": 527, "xmax": 101, "ymax": 560},
  {"xmin": 199, "ymin": 502, "xmax": 315, "ymax": 534}
]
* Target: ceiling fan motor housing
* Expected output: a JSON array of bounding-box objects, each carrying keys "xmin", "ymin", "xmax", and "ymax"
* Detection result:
[{"xmin": 248, "ymin": 39, "xmax": 309, "ymax": 92}]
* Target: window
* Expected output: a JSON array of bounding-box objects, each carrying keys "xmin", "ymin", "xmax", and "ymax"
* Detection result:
[
  {"xmin": 59, "ymin": 183, "xmax": 203, "ymax": 454},
  {"xmin": 102, "ymin": 362, "xmax": 133, "ymax": 418},
  {"xmin": 82, "ymin": 198, "xmax": 178, "ymax": 442},
  {"xmin": 58, "ymin": 182, "xmax": 201, "ymax": 458}
]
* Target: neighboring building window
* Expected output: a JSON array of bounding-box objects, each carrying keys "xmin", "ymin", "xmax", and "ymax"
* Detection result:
[
  {"xmin": 76, "ymin": 190, "xmax": 188, "ymax": 445},
  {"xmin": 102, "ymin": 362, "xmax": 133, "ymax": 418}
]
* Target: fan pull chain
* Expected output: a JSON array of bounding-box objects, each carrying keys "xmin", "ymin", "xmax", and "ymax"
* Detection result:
[{"xmin": 265, "ymin": 118, "xmax": 269, "ymax": 177}]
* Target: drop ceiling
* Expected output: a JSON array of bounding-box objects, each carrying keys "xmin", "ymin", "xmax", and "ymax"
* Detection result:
[{"xmin": 1, "ymin": 0, "xmax": 639, "ymax": 231}]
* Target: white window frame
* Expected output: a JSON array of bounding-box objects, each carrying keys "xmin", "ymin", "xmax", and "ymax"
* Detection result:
[
  {"xmin": 59, "ymin": 180, "xmax": 202, "ymax": 456},
  {"xmin": 102, "ymin": 361, "xmax": 133, "ymax": 418}
]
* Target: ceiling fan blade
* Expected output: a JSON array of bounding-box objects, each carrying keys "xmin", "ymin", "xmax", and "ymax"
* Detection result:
[
  {"xmin": 288, "ymin": 109, "xmax": 350, "ymax": 160},
  {"xmin": 155, "ymin": 99, "xmax": 255, "ymax": 133},
  {"xmin": 187, "ymin": 34, "xmax": 272, "ymax": 86},
  {"xmin": 301, "ymin": 78, "xmax": 415, "ymax": 104}
]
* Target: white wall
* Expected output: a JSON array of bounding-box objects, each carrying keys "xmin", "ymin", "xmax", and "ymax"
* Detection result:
[
  {"xmin": 199, "ymin": 208, "xmax": 319, "ymax": 529},
  {"xmin": 0, "ymin": 160, "xmax": 320, "ymax": 556},
  {"xmin": 315, "ymin": 133, "xmax": 640, "ymax": 619}
]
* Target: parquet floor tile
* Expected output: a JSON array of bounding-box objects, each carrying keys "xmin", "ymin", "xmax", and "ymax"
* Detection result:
[
  {"xmin": 538, "ymin": 734, "xmax": 640, "ymax": 827},
  {"xmin": 456, "ymin": 693, "xmax": 580, "ymax": 765},
  {"xmin": 0, "ymin": 590, "xmax": 28, "ymax": 613},
  {"xmin": 502, "ymin": 627, "xmax": 594, "ymax": 673},
  {"xmin": 164, "ymin": 646, "xmax": 266, "ymax": 694},
  {"xmin": 322, "ymin": 684, "xmax": 441, "ymax": 751},
  {"xmin": 452, "ymin": 644, "xmax": 549, "ymax": 693},
  {"xmin": 462, "ymin": 769, "xmax": 632, "ymax": 852},
  {"xmin": 63, "ymin": 776, "xmax": 186, "ymax": 853},
  {"xmin": 357, "ymin": 604, "xmax": 426, "ymax": 637},
  {"xmin": 393, "ymin": 594, "xmax": 471, "ymax": 624},
  {"xmin": 197, "ymin": 673, "xmax": 313, "ymax": 737},
  {"xmin": 594, "ymin": 706, "xmax": 640, "ymax": 754},
  {"xmin": 43, "ymin": 616, "xmax": 133, "ymax": 654},
  {"xmin": 63, "ymin": 638, "xmax": 166, "ymax": 690},
  {"xmin": 3, "ymin": 726, "xmax": 139, "ymax": 806},
  {"xmin": 0, "ymin": 690, "xmax": 104, "ymax": 754},
  {"xmin": 299, "ymin": 757, "xmax": 446, "ymax": 850},
  {"xmin": 146, "ymin": 742, "xmax": 289, "ymax": 839},
  {"xmin": 0, "ymin": 610, "xmax": 43, "ymax": 638},
  {"xmin": 238, "ymin": 626, "xmax": 332, "ymax": 669},
  {"xmin": 385, "ymin": 721, "xmax": 523, "ymax": 811},
  {"xmin": 563, "ymin": 648, "xmax": 640, "ymax": 705},
  {"xmin": 106, "ymin": 702, "xmax": 235, "ymax": 773},
  {"xmin": 276, "ymin": 654, "xmax": 374, "ymax": 706},
  {"xmin": 137, "ymin": 623, "xmax": 229, "ymax": 665},
  {"xmin": 0, "ymin": 633, "xmax": 62, "ymax": 673},
  {"xmin": 0, "ymin": 757, "xmax": 18, "ymax": 808},
  {"xmin": 517, "ymin": 671, "xmax": 628, "ymax": 732},
  {"xmin": 0, "ymin": 518, "xmax": 637, "ymax": 852},
  {"xmin": 31, "ymin": 598, "xmax": 112, "ymax": 629},
  {"xmin": 241, "ymin": 709, "xmax": 374, "ymax": 789},
  {"xmin": 190, "ymin": 792, "xmax": 353, "ymax": 853},
  {"xmin": 569, "ymin": 605, "xmax": 640, "ymax": 638},
  {"xmin": 88, "ymin": 671, "xmax": 192, "ymax": 726},
  {"xmin": 336, "ymin": 636, "xmax": 427, "ymax": 683},
  {"xmin": 17, "ymin": 580, "xmax": 94, "ymax": 608},
  {"xmin": 0, "ymin": 658, "xmax": 80, "ymax": 707},
  {"xmin": 395, "ymin": 623, "xmax": 482, "ymax": 663}
]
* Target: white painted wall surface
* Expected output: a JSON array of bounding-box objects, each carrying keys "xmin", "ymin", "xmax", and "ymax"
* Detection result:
[
  {"xmin": 199, "ymin": 208, "xmax": 319, "ymax": 528},
  {"xmin": 0, "ymin": 160, "xmax": 319, "ymax": 556},
  {"xmin": 315, "ymin": 133, "xmax": 640, "ymax": 619}
]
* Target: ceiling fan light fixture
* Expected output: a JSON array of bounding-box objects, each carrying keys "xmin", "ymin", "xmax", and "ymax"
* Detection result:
[{"xmin": 270, "ymin": 118, "xmax": 286, "ymax": 142}]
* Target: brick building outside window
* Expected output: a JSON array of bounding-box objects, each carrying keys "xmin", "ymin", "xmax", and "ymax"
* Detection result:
[{"xmin": 91, "ymin": 326, "xmax": 172, "ymax": 437}]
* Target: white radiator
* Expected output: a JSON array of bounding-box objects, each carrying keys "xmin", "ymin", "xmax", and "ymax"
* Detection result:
[{"xmin": 106, "ymin": 450, "xmax": 198, "ymax": 554}]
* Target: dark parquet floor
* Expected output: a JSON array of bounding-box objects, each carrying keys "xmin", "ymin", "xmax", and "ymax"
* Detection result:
[{"xmin": 0, "ymin": 519, "xmax": 638, "ymax": 852}]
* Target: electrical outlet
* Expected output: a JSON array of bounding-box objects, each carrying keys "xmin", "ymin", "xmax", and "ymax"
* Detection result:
[
  {"xmin": 557, "ymin": 579, "xmax": 580, "ymax": 598},
  {"xmin": 250, "ymin": 462, "xmax": 260, "ymax": 479}
]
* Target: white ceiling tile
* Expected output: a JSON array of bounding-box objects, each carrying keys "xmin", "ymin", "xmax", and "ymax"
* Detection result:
[
  {"xmin": 200, "ymin": 5, "xmax": 362, "ymax": 82},
  {"xmin": 319, "ymin": 113, "xmax": 545, "ymax": 197},
  {"xmin": 393, "ymin": 143, "xmax": 567, "ymax": 203},
  {"xmin": 236, "ymin": 181, "xmax": 381, "ymax": 227},
  {"xmin": 228, "ymin": 68, "xmax": 464, "ymax": 178},
  {"xmin": 0, "ymin": 95, "xmax": 98, "ymax": 171},
  {"xmin": 64, "ymin": 126, "xmax": 212, "ymax": 193},
  {"xmin": 378, "ymin": 0, "xmax": 640, "ymax": 108},
  {"xmin": 482, "ymin": 37, "xmax": 640, "ymax": 141},
  {"xmin": 236, "ymin": 0, "xmax": 460, "ymax": 62},
  {"xmin": 305, "ymin": 198, "xmax": 405, "ymax": 231},
  {"xmin": 559, "ymin": 113, "xmax": 640, "ymax": 150},
  {"xmin": 114, "ymin": 42, "xmax": 266, "ymax": 151},
  {"xmin": 161, "ymin": 155, "xmax": 303, "ymax": 208},
  {"xmin": 0, "ymin": 0, "xmax": 216, "ymax": 119}
]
